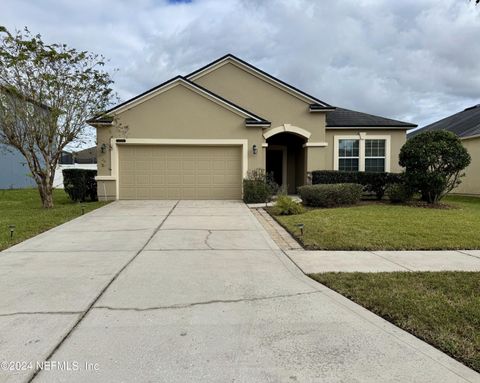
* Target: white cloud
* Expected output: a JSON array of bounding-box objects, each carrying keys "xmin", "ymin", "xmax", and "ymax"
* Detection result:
[{"xmin": 2, "ymin": 0, "xmax": 480, "ymax": 131}]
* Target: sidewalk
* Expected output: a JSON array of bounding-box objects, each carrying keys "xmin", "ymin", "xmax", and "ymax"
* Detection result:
[
  {"xmin": 286, "ymin": 249, "xmax": 480, "ymax": 273},
  {"xmin": 252, "ymin": 207, "xmax": 480, "ymax": 274}
]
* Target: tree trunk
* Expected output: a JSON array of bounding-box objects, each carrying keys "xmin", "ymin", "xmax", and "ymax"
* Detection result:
[{"xmin": 37, "ymin": 180, "xmax": 54, "ymax": 209}]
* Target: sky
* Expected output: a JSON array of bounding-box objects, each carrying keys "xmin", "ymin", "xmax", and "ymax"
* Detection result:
[{"xmin": 2, "ymin": 0, "xmax": 480, "ymax": 134}]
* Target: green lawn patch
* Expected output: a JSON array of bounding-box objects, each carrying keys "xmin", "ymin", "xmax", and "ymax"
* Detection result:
[
  {"xmin": 0, "ymin": 188, "xmax": 109, "ymax": 251},
  {"xmin": 271, "ymin": 195, "xmax": 480, "ymax": 250},
  {"xmin": 310, "ymin": 272, "xmax": 480, "ymax": 372}
]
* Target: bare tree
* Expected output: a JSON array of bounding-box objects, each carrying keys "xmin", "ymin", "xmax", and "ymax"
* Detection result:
[{"xmin": 0, "ymin": 26, "xmax": 115, "ymax": 208}]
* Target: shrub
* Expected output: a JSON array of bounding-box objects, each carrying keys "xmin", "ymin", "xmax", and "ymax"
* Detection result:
[
  {"xmin": 311, "ymin": 170, "xmax": 402, "ymax": 200},
  {"xmin": 271, "ymin": 195, "xmax": 305, "ymax": 215},
  {"xmin": 63, "ymin": 169, "xmax": 98, "ymax": 202},
  {"xmin": 243, "ymin": 168, "xmax": 278, "ymax": 203},
  {"xmin": 387, "ymin": 183, "xmax": 414, "ymax": 203},
  {"xmin": 399, "ymin": 130, "xmax": 471, "ymax": 203},
  {"xmin": 298, "ymin": 183, "xmax": 363, "ymax": 207}
]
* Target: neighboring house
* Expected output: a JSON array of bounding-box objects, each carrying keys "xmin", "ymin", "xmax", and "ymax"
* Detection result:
[
  {"xmin": 0, "ymin": 144, "xmax": 36, "ymax": 189},
  {"xmin": 0, "ymin": 85, "xmax": 46, "ymax": 189},
  {"xmin": 73, "ymin": 146, "xmax": 97, "ymax": 164},
  {"xmin": 53, "ymin": 146, "xmax": 97, "ymax": 188},
  {"xmin": 408, "ymin": 105, "xmax": 480, "ymax": 195},
  {"xmin": 88, "ymin": 54, "xmax": 416, "ymax": 200}
]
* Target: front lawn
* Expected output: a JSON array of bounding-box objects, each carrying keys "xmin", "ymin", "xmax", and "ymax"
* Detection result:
[
  {"xmin": 311, "ymin": 272, "xmax": 480, "ymax": 372},
  {"xmin": 0, "ymin": 188, "xmax": 109, "ymax": 251},
  {"xmin": 272, "ymin": 195, "xmax": 480, "ymax": 250}
]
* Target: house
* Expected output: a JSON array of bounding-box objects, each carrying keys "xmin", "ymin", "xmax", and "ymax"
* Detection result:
[
  {"xmin": 0, "ymin": 144, "xmax": 36, "ymax": 189},
  {"xmin": 72, "ymin": 146, "xmax": 97, "ymax": 164},
  {"xmin": 88, "ymin": 54, "xmax": 416, "ymax": 200},
  {"xmin": 0, "ymin": 86, "xmax": 44, "ymax": 189},
  {"xmin": 408, "ymin": 105, "xmax": 480, "ymax": 195}
]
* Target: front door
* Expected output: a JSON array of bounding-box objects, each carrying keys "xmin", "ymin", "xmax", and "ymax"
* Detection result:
[{"xmin": 266, "ymin": 148, "xmax": 284, "ymax": 187}]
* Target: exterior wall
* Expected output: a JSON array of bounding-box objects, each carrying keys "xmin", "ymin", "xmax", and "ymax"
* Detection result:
[
  {"xmin": 96, "ymin": 83, "xmax": 265, "ymax": 199},
  {"xmin": 324, "ymin": 129, "xmax": 407, "ymax": 173},
  {"xmin": 0, "ymin": 145, "xmax": 36, "ymax": 189},
  {"xmin": 97, "ymin": 179, "xmax": 116, "ymax": 201},
  {"xmin": 453, "ymin": 136, "xmax": 480, "ymax": 195},
  {"xmin": 191, "ymin": 62, "xmax": 327, "ymax": 143}
]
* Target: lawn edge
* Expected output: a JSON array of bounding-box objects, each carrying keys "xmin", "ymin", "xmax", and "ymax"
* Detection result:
[{"xmin": 265, "ymin": 205, "xmax": 480, "ymax": 251}]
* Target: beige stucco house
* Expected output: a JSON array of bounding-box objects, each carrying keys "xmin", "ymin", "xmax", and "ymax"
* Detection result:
[
  {"xmin": 408, "ymin": 104, "xmax": 480, "ymax": 196},
  {"xmin": 88, "ymin": 54, "xmax": 416, "ymax": 200}
]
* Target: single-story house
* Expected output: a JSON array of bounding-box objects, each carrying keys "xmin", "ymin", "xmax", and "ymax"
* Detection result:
[
  {"xmin": 88, "ymin": 54, "xmax": 416, "ymax": 200},
  {"xmin": 408, "ymin": 105, "xmax": 480, "ymax": 195}
]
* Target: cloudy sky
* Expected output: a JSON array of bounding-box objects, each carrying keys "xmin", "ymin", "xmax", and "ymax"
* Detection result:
[{"xmin": 3, "ymin": 0, "xmax": 480, "ymax": 130}]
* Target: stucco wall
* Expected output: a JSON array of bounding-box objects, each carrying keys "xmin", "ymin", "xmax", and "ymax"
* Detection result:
[
  {"xmin": 453, "ymin": 136, "xmax": 480, "ymax": 195},
  {"xmin": 95, "ymin": 83, "xmax": 266, "ymax": 196},
  {"xmin": 191, "ymin": 62, "xmax": 327, "ymax": 143},
  {"xmin": 97, "ymin": 84, "xmax": 266, "ymax": 173}
]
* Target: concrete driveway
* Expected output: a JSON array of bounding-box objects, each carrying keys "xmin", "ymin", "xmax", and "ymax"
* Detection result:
[{"xmin": 0, "ymin": 201, "xmax": 478, "ymax": 383}]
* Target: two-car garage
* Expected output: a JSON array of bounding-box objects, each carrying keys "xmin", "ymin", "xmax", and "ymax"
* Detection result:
[{"xmin": 117, "ymin": 145, "xmax": 243, "ymax": 200}]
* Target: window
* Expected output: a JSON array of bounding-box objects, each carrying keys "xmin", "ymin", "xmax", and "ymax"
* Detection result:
[
  {"xmin": 365, "ymin": 139, "xmax": 386, "ymax": 172},
  {"xmin": 335, "ymin": 136, "xmax": 389, "ymax": 172},
  {"xmin": 338, "ymin": 139, "xmax": 359, "ymax": 171}
]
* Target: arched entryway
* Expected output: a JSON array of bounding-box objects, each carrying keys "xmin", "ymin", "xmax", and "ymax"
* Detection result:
[{"xmin": 265, "ymin": 132, "xmax": 307, "ymax": 194}]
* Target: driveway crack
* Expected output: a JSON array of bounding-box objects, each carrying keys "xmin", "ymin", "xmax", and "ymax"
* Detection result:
[
  {"xmin": 94, "ymin": 291, "xmax": 320, "ymax": 312},
  {"xmin": 205, "ymin": 230, "xmax": 214, "ymax": 249},
  {"xmin": 0, "ymin": 310, "xmax": 82, "ymax": 318},
  {"xmin": 457, "ymin": 250, "xmax": 480, "ymax": 260}
]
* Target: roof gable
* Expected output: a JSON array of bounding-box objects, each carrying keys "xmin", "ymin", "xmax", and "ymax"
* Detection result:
[
  {"xmin": 408, "ymin": 105, "xmax": 480, "ymax": 139},
  {"xmin": 186, "ymin": 54, "xmax": 333, "ymax": 108},
  {"xmin": 88, "ymin": 76, "xmax": 269, "ymax": 125}
]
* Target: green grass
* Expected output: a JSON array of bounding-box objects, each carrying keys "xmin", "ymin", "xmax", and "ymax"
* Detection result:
[
  {"xmin": 310, "ymin": 272, "xmax": 480, "ymax": 372},
  {"xmin": 272, "ymin": 195, "xmax": 480, "ymax": 250},
  {"xmin": 0, "ymin": 188, "xmax": 109, "ymax": 251}
]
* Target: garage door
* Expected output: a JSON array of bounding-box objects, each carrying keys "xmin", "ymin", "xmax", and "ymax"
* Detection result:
[{"xmin": 118, "ymin": 145, "xmax": 242, "ymax": 199}]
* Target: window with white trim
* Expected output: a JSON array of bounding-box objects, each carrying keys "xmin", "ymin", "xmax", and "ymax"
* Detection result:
[
  {"xmin": 365, "ymin": 139, "xmax": 386, "ymax": 172},
  {"xmin": 338, "ymin": 139, "xmax": 359, "ymax": 171},
  {"xmin": 336, "ymin": 136, "xmax": 389, "ymax": 172}
]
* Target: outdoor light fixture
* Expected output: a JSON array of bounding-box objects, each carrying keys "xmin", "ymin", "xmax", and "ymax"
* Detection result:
[
  {"xmin": 296, "ymin": 223, "xmax": 305, "ymax": 236},
  {"xmin": 100, "ymin": 143, "xmax": 107, "ymax": 153},
  {"xmin": 8, "ymin": 224, "xmax": 15, "ymax": 239},
  {"xmin": 252, "ymin": 144, "xmax": 258, "ymax": 155}
]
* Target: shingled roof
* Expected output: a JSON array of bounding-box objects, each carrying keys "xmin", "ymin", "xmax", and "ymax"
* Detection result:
[
  {"xmin": 408, "ymin": 104, "xmax": 480, "ymax": 139},
  {"xmin": 326, "ymin": 107, "xmax": 417, "ymax": 128}
]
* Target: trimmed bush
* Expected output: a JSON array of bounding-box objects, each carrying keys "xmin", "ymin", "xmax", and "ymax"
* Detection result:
[
  {"xmin": 243, "ymin": 168, "xmax": 278, "ymax": 203},
  {"xmin": 311, "ymin": 170, "xmax": 402, "ymax": 200},
  {"xmin": 399, "ymin": 130, "xmax": 471, "ymax": 203},
  {"xmin": 298, "ymin": 183, "xmax": 363, "ymax": 207},
  {"xmin": 63, "ymin": 169, "xmax": 98, "ymax": 202},
  {"xmin": 387, "ymin": 183, "xmax": 414, "ymax": 203},
  {"xmin": 271, "ymin": 195, "xmax": 305, "ymax": 215}
]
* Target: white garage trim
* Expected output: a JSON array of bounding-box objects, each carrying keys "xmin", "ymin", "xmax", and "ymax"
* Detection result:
[{"xmin": 110, "ymin": 138, "xmax": 248, "ymax": 200}]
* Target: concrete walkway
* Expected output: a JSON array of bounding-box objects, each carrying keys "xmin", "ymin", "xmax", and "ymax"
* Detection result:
[
  {"xmin": 0, "ymin": 201, "xmax": 478, "ymax": 382},
  {"xmin": 252, "ymin": 207, "xmax": 480, "ymax": 273},
  {"xmin": 287, "ymin": 250, "xmax": 480, "ymax": 273}
]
